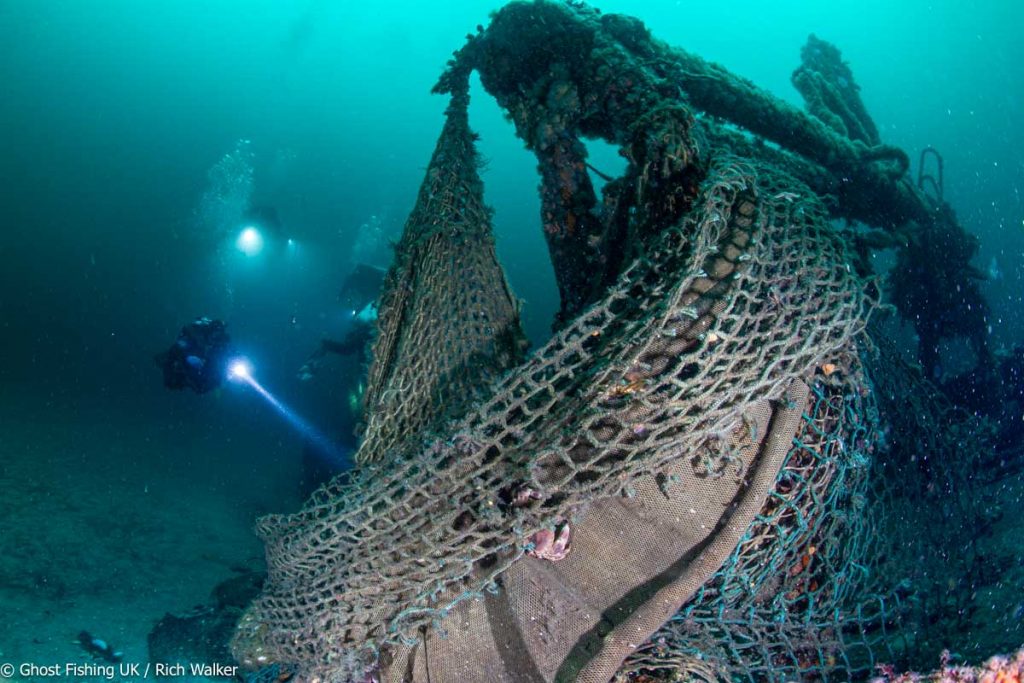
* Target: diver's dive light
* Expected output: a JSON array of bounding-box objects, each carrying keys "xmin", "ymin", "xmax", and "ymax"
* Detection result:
[
  {"xmin": 236, "ymin": 226, "xmax": 264, "ymax": 256},
  {"xmin": 228, "ymin": 358, "xmax": 253, "ymax": 381}
]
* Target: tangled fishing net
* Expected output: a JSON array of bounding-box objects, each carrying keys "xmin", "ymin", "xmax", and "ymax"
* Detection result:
[
  {"xmin": 234, "ymin": 146, "xmax": 871, "ymax": 680},
  {"xmin": 232, "ymin": 2, "xmax": 1009, "ymax": 681}
]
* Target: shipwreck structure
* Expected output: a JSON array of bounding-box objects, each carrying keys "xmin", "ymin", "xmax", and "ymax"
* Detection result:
[{"xmin": 232, "ymin": 3, "xmax": 1004, "ymax": 681}]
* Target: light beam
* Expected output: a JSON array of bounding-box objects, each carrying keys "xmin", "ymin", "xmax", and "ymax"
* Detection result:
[{"xmin": 227, "ymin": 357, "xmax": 346, "ymax": 465}]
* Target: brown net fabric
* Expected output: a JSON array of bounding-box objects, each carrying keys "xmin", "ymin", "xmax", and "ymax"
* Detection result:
[
  {"xmin": 232, "ymin": 153, "xmax": 872, "ymax": 681},
  {"xmin": 386, "ymin": 379, "xmax": 809, "ymax": 683},
  {"xmin": 356, "ymin": 87, "xmax": 525, "ymax": 465}
]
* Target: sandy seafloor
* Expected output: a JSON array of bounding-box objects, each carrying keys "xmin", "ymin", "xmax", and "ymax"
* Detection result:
[{"xmin": 0, "ymin": 388, "xmax": 303, "ymax": 682}]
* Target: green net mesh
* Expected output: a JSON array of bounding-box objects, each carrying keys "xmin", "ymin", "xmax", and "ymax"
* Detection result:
[
  {"xmin": 858, "ymin": 335, "xmax": 1004, "ymax": 668},
  {"xmin": 613, "ymin": 333, "xmax": 1004, "ymax": 682},
  {"xmin": 619, "ymin": 358, "xmax": 893, "ymax": 681}
]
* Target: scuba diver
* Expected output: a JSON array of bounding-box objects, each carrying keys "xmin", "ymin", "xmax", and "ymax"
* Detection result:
[
  {"xmin": 297, "ymin": 263, "xmax": 385, "ymax": 381},
  {"xmin": 297, "ymin": 302, "xmax": 377, "ymax": 381},
  {"xmin": 155, "ymin": 317, "xmax": 234, "ymax": 393},
  {"xmin": 337, "ymin": 263, "xmax": 386, "ymax": 313},
  {"xmin": 242, "ymin": 205, "xmax": 283, "ymax": 240}
]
